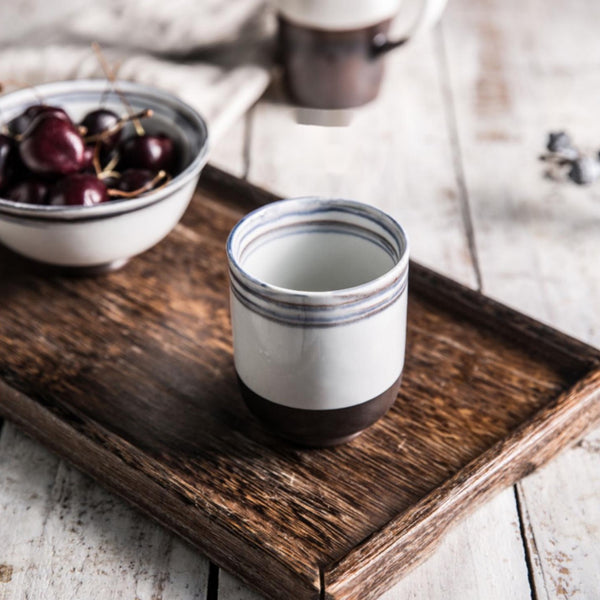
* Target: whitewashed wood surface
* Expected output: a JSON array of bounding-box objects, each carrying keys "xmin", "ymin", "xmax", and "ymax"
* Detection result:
[{"xmin": 1, "ymin": 0, "xmax": 600, "ymax": 599}]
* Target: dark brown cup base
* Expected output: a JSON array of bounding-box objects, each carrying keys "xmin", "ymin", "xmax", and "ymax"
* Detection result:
[{"xmin": 237, "ymin": 373, "xmax": 402, "ymax": 447}]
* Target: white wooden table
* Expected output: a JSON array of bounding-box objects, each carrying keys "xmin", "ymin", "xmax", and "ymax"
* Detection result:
[{"xmin": 1, "ymin": 0, "xmax": 600, "ymax": 598}]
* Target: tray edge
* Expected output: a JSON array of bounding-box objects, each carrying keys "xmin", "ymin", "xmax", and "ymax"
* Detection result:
[
  {"xmin": 200, "ymin": 165, "xmax": 600, "ymax": 373},
  {"xmin": 0, "ymin": 379, "xmax": 322, "ymax": 600},
  {"xmin": 322, "ymin": 367, "xmax": 600, "ymax": 600}
]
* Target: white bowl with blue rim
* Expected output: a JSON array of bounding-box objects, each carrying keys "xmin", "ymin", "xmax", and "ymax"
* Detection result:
[{"xmin": 0, "ymin": 79, "xmax": 209, "ymax": 271}]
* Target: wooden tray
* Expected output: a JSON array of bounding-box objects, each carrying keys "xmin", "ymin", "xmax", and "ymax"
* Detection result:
[{"xmin": 1, "ymin": 167, "xmax": 600, "ymax": 600}]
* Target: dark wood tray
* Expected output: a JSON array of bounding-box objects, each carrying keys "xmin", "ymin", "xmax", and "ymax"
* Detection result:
[{"xmin": 1, "ymin": 167, "xmax": 600, "ymax": 600}]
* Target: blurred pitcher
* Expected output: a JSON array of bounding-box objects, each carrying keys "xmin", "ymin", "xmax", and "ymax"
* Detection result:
[{"xmin": 276, "ymin": 0, "xmax": 448, "ymax": 109}]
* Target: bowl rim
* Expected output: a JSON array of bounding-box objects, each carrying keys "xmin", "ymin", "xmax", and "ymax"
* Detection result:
[{"xmin": 0, "ymin": 79, "xmax": 209, "ymax": 221}]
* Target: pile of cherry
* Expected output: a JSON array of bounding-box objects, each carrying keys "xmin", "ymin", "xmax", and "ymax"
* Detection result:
[{"xmin": 0, "ymin": 104, "xmax": 177, "ymax": 206}]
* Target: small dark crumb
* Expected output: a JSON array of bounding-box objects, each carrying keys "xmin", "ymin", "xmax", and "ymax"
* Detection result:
[
  {"xmin": 568, "ymin": 156, "xmax": 599, "ymax": 185},
  {"xmin": 547, "ymin": 131, "xmax": 572, "ymax": 153},
  {"xmin": 546, "ymin": 131, "xmax": 579, "ymax": 161}
]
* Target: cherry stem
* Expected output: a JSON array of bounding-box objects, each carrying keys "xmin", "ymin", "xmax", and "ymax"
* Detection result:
[
  {"xmin": 83, "ymin": 108, "xmax": 153, "ymax": 144},
  {"xmin": 98, "ymin": 170, "xmax": 121, "ymax": 180},
  {"xmin": 107, "ymin": 170, "xmax": 170, "ymax": 198},
  {"xmin": 103, "ymin": 151, "xmax": 120, "ymax": 175},
  {"xmin": 92, "ymin": 142, "xmax": 102, "ymax": 177},
  {"xmin": 92, "ymin": 42, "xmax": 145, "ymax": 136}
]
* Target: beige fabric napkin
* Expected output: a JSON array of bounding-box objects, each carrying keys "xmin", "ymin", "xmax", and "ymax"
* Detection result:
[{"xmin": 0, "ymin": 0, "xmax": 273, "ymax": 141}]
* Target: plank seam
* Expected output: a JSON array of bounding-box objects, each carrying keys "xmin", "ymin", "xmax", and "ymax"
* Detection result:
[
  {"xmin": 435, "ymin": 23, "xmax": 483, "ymax": 292},
  {"xmin": 320, "ymin": 367, "xmax": 600, "ymax": 599},
  {"xmin": 513, "ymin": 485, "xmax": 539, "ymax": 600},
  {"xmin": 206, "ymin": 562, "xmax": 219, "ymax": 600},
  {"xmin": 319, "ymin": 566, "xmax": 325, "ymax": 600},
  {"xmin": 0, "ymin": 380, "xmax": 321, "ymax": 600},
  {"xmin": 515, "ymin": 483, "xmax": 551, "ymax": 600}
]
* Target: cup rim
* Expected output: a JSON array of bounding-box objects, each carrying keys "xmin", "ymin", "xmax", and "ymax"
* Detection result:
[{"xmin": 227, "ymin": 196, "xmax": 409, "ymax": 302}]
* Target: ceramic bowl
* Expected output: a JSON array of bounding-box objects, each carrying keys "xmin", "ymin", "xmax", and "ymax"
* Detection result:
[
  {"xmin": 0, "ymin": 80, "xmax": 209, "ymax": 271},
  {"xmin": 227, "ymin": 197, "xmax": 409, "ymax": 446}
]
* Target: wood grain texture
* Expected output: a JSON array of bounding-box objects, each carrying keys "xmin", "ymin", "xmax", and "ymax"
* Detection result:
[
  {"xmin": 440, "ymin": 0, "xmax": 600, "ymax": 596},
  {"xmin": 380, "ymin": 487, "xmax": 530, "ymax": 600},
  {"xmin": 518, "ymin": 427, "xmax": 600, "ymax": 600},
  {"xmin": 324, "ymin": 367, "xmax": 600, "ymax": 600},
  {"xmin": 246, "ymin": 34, "xmax": 478, "ymax": 288},
  {"xmin": 0, "ymin": 424, "xmax": 210, "ymax": 600},
  {"xmin": 225, "ymin": 18, "xmax": 530, "ymax": 596},
  {"xmin": 1, "ymin": 172, "xmax": 599, "ymax": 600}
]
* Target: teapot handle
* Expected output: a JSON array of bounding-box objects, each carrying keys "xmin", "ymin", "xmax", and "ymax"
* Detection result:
[{"xmin": 372, "ymin": 0, "xmax": 448, "ymax": 56}]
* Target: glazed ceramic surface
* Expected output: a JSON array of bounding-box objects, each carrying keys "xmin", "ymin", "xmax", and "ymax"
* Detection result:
[
  {"xmin": 276, "ymin": 0, "xmax": 402, "ymax": 30},
  {"xmin": 0, "ymin": 80, "xmax": 209, "ymax": 268},
  {"xmin": 227, "ymin": 197, "xmax": 409, "ymax": 413},
  {"xmin": 276, "ymin": 0, "xmax": 448, "ymax": 109},
  {"xmin": 275, "ymin": 0, "xmax": 447, "ymax": 32}
]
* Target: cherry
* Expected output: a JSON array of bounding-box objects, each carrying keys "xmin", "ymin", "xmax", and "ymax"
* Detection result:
[
  {"xmin": 102, "ymin": 175, "xmax": 120, "ymax": 189},
  {"xmin": 8, "ymin": 104, "xmax": 69, "ymax": 136},
  {"xmin": 81, "ymin": 144, "xmax": 96, "ymax": 171},
  {"xmin": 7, "ymin": 180, "xmax": 48, "ymax": 204},
  {"xmin": 19, "ymin": 114, "xmax": 85, "ymax": 175},
  {"xmin": 48, "ymin": 173, "xmax": 108, "ymax": 206},
  {"xmin": 117, "ymin": 169, "xmax": 156, "ymax": 192},
  {"xmin": 81, "ymin": 108, "xmax": 121, "ymax": 149},
  {"xmin": 119, "ymin": 134, "xmax": 176, "ymax": 172},
  {"xmin": 0, "ymin": 134, "xmax": 17, "ymax": 191}
]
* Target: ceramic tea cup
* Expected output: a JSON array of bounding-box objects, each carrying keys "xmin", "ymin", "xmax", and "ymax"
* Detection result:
[
  {"xmin": 227, "ymin": 197, "xmax": 409, "ymax": 446},
  {"xmin": 276, "ymin": 0, "xmax": 448, "ymax": 109}
]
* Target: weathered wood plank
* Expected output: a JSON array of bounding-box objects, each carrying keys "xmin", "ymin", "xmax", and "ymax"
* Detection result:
[
  {"xmin": 240, "ymin": 25, "xmax": 531, "ymax": 600},
  {"xmin": 381, "ymin": 487, "xmax": 529, "ymax": 600},
  {"xmin": 0, "ymin": 89, "xmax": 250, "ymax": 600},
  {"xmin": 3, "ymin": 177, "xmax": 596, "ymax": 600},
  {"xmin": 0, "ymin": 423, "xmax": 210, "ymax": 600},
  {"xmin": 246, "ymin": 35, "xmax": 477, "ymax": 288},
  {"xmin": 218, "ymin": 487, "xmax": 531, "ymax": 600},
  {"xmin": 441, "ymin": 0, "xmax": 600, "ymax": 596},
  {"xmin": 518, "ymin": 428, "xmax": 600, "ymax": 600}
]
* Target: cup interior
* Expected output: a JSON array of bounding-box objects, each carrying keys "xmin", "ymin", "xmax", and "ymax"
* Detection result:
[
  {"xmin": 229, "ymin": 198, "xmax": 408, "ymax": 296},
  {"xmin": 243, "ymin": 228, "xmax": 395, "ymax": 292}
]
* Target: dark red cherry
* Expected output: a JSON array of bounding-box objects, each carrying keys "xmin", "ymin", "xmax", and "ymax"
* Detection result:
[
  {"xmin": 48, "ymin": 174, "xmax": 108, "ymax": 206},
  {"xmin": 81, "ymin": 144, "xmax": 96, "ymax": 171},
  {"xmin": 81, "ymin": 109, "xmax": 121, "ymax": 149},
  {"xmin": 8, "ymin": 104, "xmax": 69, "ymax": 135},
  {"xmin": 119, "ymin": 134, "xmax": 175, "ymax": 172},
  {"xmin": 102, "ymin": 175, "xmax": 120, "ymax": 189},
  {"xmin": 117, "ymin": 169, "xmax": 156, "ymax": 192},
  {"xmin": 19, "ymin": 114, "xmax": 85, "ymax": 175},
  {"xmin": 7, "ymin": 180, "xmax": 49, "ymax": 204},
  {"xmin": 0, "ymin": 134, "xmax": 17, "ymax": 191}
]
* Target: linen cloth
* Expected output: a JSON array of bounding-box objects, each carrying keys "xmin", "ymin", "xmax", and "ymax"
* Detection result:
[{"xmin": 0, "ymin": 0, "xmax": 273, "ymax": 139}]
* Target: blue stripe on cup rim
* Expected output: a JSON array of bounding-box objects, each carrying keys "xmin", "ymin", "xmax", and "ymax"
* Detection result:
[{"xmin": 226, "ymin": 197, "xmax": 409, "ymax": 326}]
